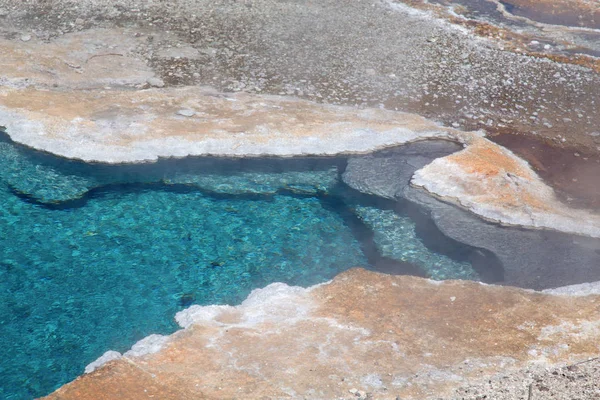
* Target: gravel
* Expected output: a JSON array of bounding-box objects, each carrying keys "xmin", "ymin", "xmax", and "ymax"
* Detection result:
[
  {"xmin": 1, "ymin": 0, "xmax": 599, "ymax": 152},
  {"xmin": 447, "ymin": 358, "xmax": 600, "ymax": 400}
]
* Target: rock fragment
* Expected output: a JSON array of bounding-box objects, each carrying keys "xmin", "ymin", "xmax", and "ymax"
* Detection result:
[
  {"xmin": 147, "ymin": 77, "xmax": 165, "ymax": 88},
  {"xmin": 176, "ymin": 108, "xmax": 195, "ymax": 117}
]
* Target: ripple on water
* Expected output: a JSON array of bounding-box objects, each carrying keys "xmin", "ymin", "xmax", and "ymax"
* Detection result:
[
  {"xmin": 0, "ymin": 188, "xmax": 367, "ymax": 398},
  {"xmin": 0, "ymin": 136, "xmax": 486, "ymax": 399}
]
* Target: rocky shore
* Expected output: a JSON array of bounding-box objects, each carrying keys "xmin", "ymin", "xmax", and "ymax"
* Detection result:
[
  {"xmin": 1, "ymin": 0, "xmax": 599, "ymax": 398},
  {"xmin": 44, "ymin": 269, "xmax": 600, "ymax": 400}
]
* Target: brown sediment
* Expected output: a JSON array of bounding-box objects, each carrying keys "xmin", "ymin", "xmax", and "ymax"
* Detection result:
[
  {"xmin": 462, "ymin": 21, "xmax": 600, "ymax": 73},
  {"xmin": 530, "ymin": 51, "xmax": 600, "ymax": 73},
  {"xmin": 500, "ymin": 0, "xmax": 600, "ymax": 29},
  {"xmin": 490, "ymin": 133, "xmax": 600, "ymax": 210},
  {"xmin": 392, "ymin": 0, "xmax": 600, "ymax": 73}
]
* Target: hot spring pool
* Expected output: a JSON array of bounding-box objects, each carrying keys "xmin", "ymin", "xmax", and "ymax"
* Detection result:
[{"xmin": 0, "ymin": 135, "xmax": 500, "ymax": 399}]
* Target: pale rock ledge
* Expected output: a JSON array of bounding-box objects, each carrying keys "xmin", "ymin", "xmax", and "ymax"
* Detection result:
[
  {"xmin": 44, "ymin": 269, "xmax": 600, "ymax": 400},
  {"xmin": 411, "ymin": 136, "xmax": 600, "ymax": 238},
  {"xmin": 1, "ymin": 29, "xmax": 599, "ymax": 238}
]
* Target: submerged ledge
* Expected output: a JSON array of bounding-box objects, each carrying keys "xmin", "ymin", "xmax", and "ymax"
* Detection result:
[
  {"xmin": 1, "ymin": 85, "xmax": 600, "ymax": 239},
  {"xmin": 44, "ymin": 268, "xmax": 600, "ymax": 400}
]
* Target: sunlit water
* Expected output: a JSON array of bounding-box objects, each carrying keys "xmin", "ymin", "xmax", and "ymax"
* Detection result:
[{"xmin": 0, "ymin": 136, "xmax": 488, "ymax": 399}]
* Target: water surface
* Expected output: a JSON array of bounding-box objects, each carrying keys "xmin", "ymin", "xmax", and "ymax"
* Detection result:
[{"xmin": 0, "ymin": 135, "xmax": 493, "ymax": 399}]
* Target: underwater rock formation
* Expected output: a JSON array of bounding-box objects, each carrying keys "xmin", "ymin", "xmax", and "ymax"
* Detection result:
[
  {"xmin": 404, "ymin": 187, "xmax": 600, "ymax": 290},
  {"xmin": 343, "ymin": 141, "xmax": 600, "ymax": 289},
  {"xmin": 352, "ymin": 205, "xmax": 478, "ymax": 280},
  {"xmin": 0, "ymin": 137, "xmax": 341, "ymax": 203}
]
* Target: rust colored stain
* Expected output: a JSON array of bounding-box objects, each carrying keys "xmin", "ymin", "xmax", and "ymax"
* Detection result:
[
  {"xmin": 449, "ymin": 17, "xmax": 600, "ymax": 74},
  {"xmin": 393, "ymin": 0, "xmax": 600, "ymax": 73},
  {"xmin": 439, "ymin": 138, "xmax": 556, "ymax": 210},
  {"xmin": 446, "ymin": 140, "xmax": 529, "ymax": 178}
]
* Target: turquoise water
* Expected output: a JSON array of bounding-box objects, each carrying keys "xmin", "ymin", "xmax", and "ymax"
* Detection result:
[
  {"xmin": 0, "ymin": 135, "xmax": 492, "ymax": 399},
  {"xmin": 353, "ymin": 206, "xmax": 477, "ymax": 280}
]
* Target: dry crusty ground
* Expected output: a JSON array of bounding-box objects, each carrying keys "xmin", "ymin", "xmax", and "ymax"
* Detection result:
[
  {"xmin": 2, "ymin": 0, "xmax": 599, "ymax": 207},
  {"xmin": 448, "ymin": 358, "xmax": 600, "ymax": 400},
  {"xmin": 1, "ymin": 0, "xmax": 599, "ymax": 148},
  {"xmin": 353, "ymin": 359, "xmax": 600, "ymax": 399}
]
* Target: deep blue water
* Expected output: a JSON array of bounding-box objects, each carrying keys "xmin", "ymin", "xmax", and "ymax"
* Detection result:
[{"xmin": 0, "ymin": 135, "xmax": 491, "ymax": 399}]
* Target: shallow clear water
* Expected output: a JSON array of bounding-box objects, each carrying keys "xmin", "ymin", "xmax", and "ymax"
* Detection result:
[
  {"xmin": 0, "ymin": 136, "xmax": 490, "ymax": 399},
  {"xmin": 354, "ymin": 206, "xmax": 477, "ymax": 280}
]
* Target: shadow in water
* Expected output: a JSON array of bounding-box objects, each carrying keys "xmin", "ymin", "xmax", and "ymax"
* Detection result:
[
  {"xmin": 406, "ymin": 202, "xmax": 505, "ymax": 283},
  {"xmin": 326, "ymin": 184, "xmax": 505, "ymax": 284}
]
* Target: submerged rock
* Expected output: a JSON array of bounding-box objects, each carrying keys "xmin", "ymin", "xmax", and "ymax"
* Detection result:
[
  {"xmin": 343, "ymin": 140, "xmax": 600, "ymax": 290},
  {"xmin": 0, "ymin": 143, "xmax": 96, "ymax": 203},
  {"xmin": 352, "ymin": 205, "xmax": 478, "ymax": 280},
  {"xmin": 0, "ymin": 139, "xmax": 340, "ymax": 203},
  {"xmin": 403, "ymin": 187, "xmax": 600, "ymax": 290},
  {"xmin": 164, "ymin": 167, "xmax": 339, "ymax": 196},
  {"xmin": 343, "ymin": 140, "xmax": 462, "ymax": 199}
]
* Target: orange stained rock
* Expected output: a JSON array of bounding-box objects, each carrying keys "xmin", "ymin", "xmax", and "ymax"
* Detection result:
[
  {"xmin": 44, "ymin": 269, "xmax": 600, "ymax": 400},
  {"xmin": 0, "ymin": 85, "xmax": 445, "ymax": 151},
  {"xmin": 423, "ymin": 137, "xmax": 553, "ymax": 211},
  {"xmin": 445, "ymin": 138, "xmax": 533, "ymax": 179}
]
